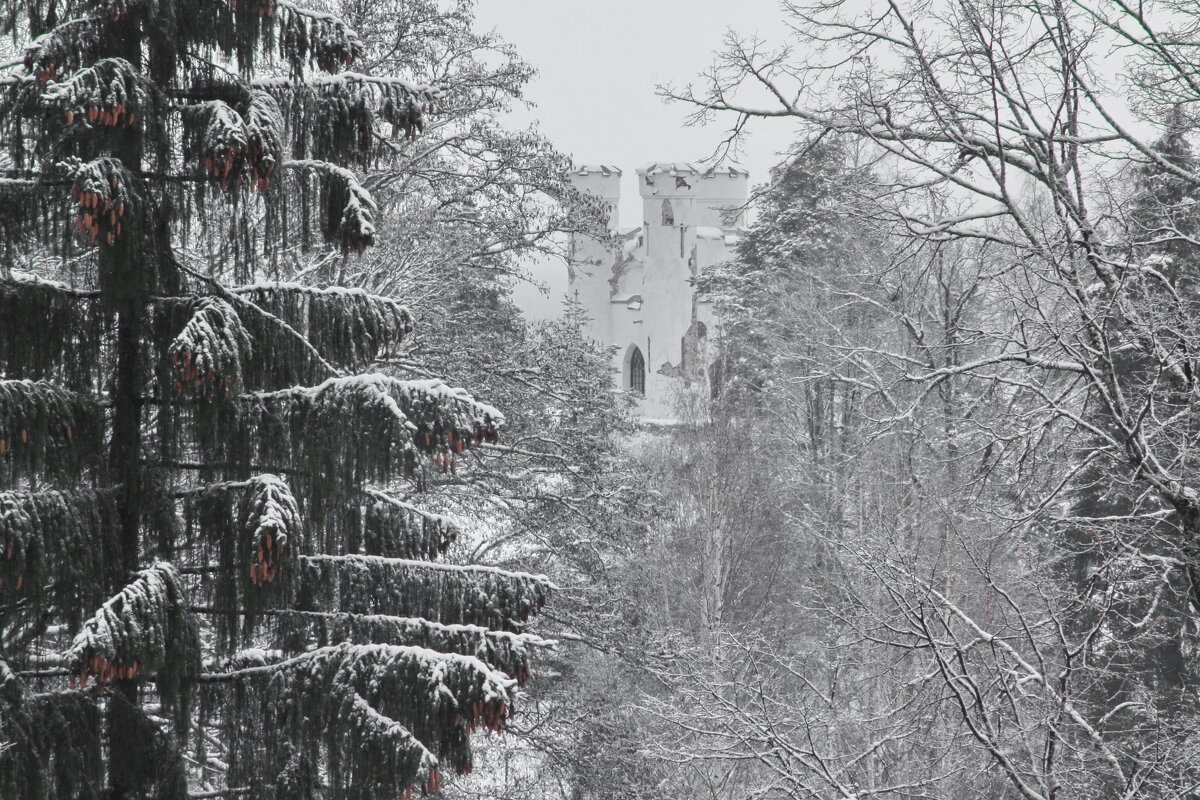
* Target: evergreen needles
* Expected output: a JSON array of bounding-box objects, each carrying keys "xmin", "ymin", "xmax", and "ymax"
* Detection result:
[
  {"xmin": 0, "ymin": 379, "xmax": 104, "ymax": 485},
  {"xmin": 65, "ymin": 562, "xmax": 199, "ymax": 711}
]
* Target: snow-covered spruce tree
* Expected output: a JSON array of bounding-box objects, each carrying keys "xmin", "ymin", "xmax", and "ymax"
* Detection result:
[{"xmin": 0, "ymin": 2, "xmax": 554, "ymax": 798}]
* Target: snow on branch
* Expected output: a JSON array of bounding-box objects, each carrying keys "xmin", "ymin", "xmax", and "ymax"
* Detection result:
[
  {"xmin": 66, "ymin": 156, "xmax": 137, "ymax": 248},
  {"xmin": 396, "ymin": 377, "xmax": 505, "ymax": 446},
  {"xmin": 169, "ymin": 296, "xmax": 251, "ymax": 400},
  {"xmin": 341, "ymin": 690, "xmax": 441, "ymax": 792},
  {"xmin": 180, "ymin": 90, "xmax": 284, "ymax": 192},
  {"xmin": 21, "ymin": 16, "xmax": 103, "ymax": 85},
  {"xmin": 296, "ymin": 554, "xmax": 551, "ymax": 633},
  {"xmin": 272, "ymin": 0, "xmax": 362, "ymax": 74},
  {"xmin": 43, "ymin": 57, "xmax": 150, "ymax": 132},
  {"xmin": 0, "ymin": 379, "xmax": 104, "ymax": 486},
  {"xmin": 77, "ymin": 0, "xmax": 360, "ymax": 77},
  {"xmin": 254, "ymin": 71, "xmax": 436, "ymax": 165},
  {"xmin": 0, "ymin": 276, "xmax": 108, "ymax": 386},
  {"xmin": 64, "ymin": 562, "xmax": 199, "ymax": 713},
  {"xmin": 362, "ymin": 489, "xmax": 458, "ymax": 561},
  {"xmin": 241, "ymin": 474, "xmax": 301, "ymax": 587},
  {"xmin": 181, "ymin": 475, "xmax": 303, "ymax": 652},
  {"xmin": 253, "ymin": 72, "xmax": 437, "ymax": 104},
  {"xmin": 284, "ymin": 159, "xmax": 375, "ymax": 255},
  {"xmin": 239, "ymin": 374, "xmax": 420, "ymax": 491},
  {"xmin": 213, "ymin": 642, "xmax": 513, "ymax": 789},
  {"xmin": 390, "ymin": 376, "xmax": 504, "ymax": 475},
  {"xmin": 238, "ymin": 374, "xmax": 502, "ymax": 495},
  {"xmin": 0, "ymin": 487, "xmax": 121, "ymax": 633},
  {"xmin": 276, "ymin": 610, "xmax": 554, "ymax": 685},
  {"xmin": 230, "ymin": 282, "xmax": 413, "ymax": 372}
]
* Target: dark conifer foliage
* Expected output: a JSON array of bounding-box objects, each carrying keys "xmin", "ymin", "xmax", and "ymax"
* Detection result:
[{"xmin": 0, "ymin": 1, "xmax": 553, "ymax": 797}]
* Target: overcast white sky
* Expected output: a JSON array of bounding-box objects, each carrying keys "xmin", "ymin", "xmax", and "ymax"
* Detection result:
[{"xmin": 473, "ymin": 0, "xmax": 802, "ymax": 317}]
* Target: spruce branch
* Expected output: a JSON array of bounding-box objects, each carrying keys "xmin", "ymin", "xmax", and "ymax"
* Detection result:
[
  {"xmin": 0, "ymin": 379, "xmax": 105, "ymax": 485},
  {"xmin": 170, "ymin": 257, "xmax": 344, "ymax": 380},
  {"xmin": 64, "ymin": 562, "xmax": 199, "ymax": 703},
  {"xmin": 296, "ymin": 553, "xmax": 551, "ymax": 632},
  {"xmin": 169, "ymin": 297, "xmax": 252, "ymax": 400},
  {"xmin": 284, "ymin": 160, "xmax": 376, "ymax": 255}
]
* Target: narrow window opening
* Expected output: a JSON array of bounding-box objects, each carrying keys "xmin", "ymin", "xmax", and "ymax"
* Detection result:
[
  {"xmin": 661, "ymin": 199, "xmax": 675, "ymax": 226},
  {"xmin": 629, "ymin": 347, "xmax": 646, "ymax": 395}
]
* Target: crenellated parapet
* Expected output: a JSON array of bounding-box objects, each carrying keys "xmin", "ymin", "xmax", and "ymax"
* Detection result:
[
  {"xmin": 567, "ymin": 165, "xmax": 622, "ymax": 230},
  {"xmin": 637, "ymin": 162, "xmax": 748, "ymax": 229}
]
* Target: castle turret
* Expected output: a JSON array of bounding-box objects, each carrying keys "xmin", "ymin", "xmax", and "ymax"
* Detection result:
[
  {"xmin": 637, "ymin": 162, "xmax": 749, "ymax": 230},
  {"xmin": 567, "ymin": 164, "xmax": 621, "ymax": 230},
  {"xmin": 566, "ymin": 165, "xmax": 623, "ymax": 346}
]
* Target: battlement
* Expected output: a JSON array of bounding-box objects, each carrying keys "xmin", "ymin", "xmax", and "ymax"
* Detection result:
[
  {"xmin": 569, "ymin": 165, "xmax": 622, "ymax": 196},
  {"xmin": 568, "ymin": 165, "xmax": 622, "ymax": 228},
  {"xmin": 568, "ymin": 161, "xmax": 748, "ymax": 231},
  {"xmin": 637, "ymin": 162, "xmax": 748, "ymax": 201}
]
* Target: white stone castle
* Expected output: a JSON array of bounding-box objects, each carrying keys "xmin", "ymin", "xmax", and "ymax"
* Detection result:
[{"xmin": 567, "ymin": 162, "xmax": 749, "ymax": 420}]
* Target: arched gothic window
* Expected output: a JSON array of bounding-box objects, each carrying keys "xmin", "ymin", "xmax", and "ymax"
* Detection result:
[
  {"xmin": 661, "ymin": 199, "xmax": 674, "ymax": 226},
  {"xmin": 629, "ymin": 347, "xmax": 646, "ymax": 395}
]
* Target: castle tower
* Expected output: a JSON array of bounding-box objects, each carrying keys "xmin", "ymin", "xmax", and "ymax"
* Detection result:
[
  {"xmin": 567, "ymin": 165, "xmax": 622, "ymax": 348},
  {"xmin": 568, "ymin": 162, "xmax": 748, "ymax": 420}
]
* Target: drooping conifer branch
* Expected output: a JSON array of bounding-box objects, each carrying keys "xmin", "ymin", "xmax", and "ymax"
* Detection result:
[
  {"xmin": 230, "ymin": 282, "xmax": 413, "ymax": 371},
  {"xmin": 211, "ymin": 642, "xmax": 513, "ymax": 793},
  {"xmin": 156, "ymin": 260, "xmax": 344, "ymax": 390},
  {"xmin": 295, "ymin": 554, "xmax": 551, "ymax": 632},
  {"xmin": 68, "ymin": 0, "xmax": 362, "ymax": 78},
  {"xmin": 0, "ymin": 379, "xmax": 104, "ymax": 486},
  {"xmin": 66, "ymin": 157, "xmax": 146, "ymax": 260},
  {"xmin": 44, "ymin": 58, "xmax": 151, "ymax": 131},
  {"xmin": 181, "ymin": 475, "xmax": 302, "ymax": 651},
  {"xmin": 0, "ymin": 277, "xmax": 108, "ymax": 385},
  {"xmin": 230, "ymin": 374, "xmax": 501, "ymax": 510},
  {"xmin": 151, "ymin": 281, "xmax": 411, "ymax": 394},
  {"xmin": 361, "ymin": 488, "xmax": 457, "ymax": 561},
  {"xmin": 274, "ymin": 609, "xmax": 552, "ymax": 684},
  {"xmin": 271, "ymin": 0, "xmax": 363, "ymax": 74},
  {"xmin": 169, "ymin": 297, "xmax": 251, "ymax": 400},
  {"xmin": 236, "ymin": 375, "xmax": 420, "ymax": 503},
  {"xmin": 180, "ymin": 90, "xmax": 283, "ymax": 192},
  {"xmin": 64, "ymin": 562, "xmax": 200, "ymax": 721},
  {"xmin": 254, "ymin": 72, "xmax": 437, "ymax": 165},
  {"xmin": 0, "ymin": 488, "xmax": 122, "ymax": 638},
  {"xmin": 21, "ymin": 16, "xmax": 104, "ymax": 83},
  {"xmin": 388, "ymin": 377, "xmax": 505, "ymax": 454},
  {"xmin": 241, "ymin": 474, "xmax": 301, "ymax": 587},
  {"xmin": 338, "ymin": 690, "xmax": 441, "ymax": 788},
  {"xmin": 0, "ymin": 662, "xmax": 104, "ymax": 800},
  {"xmin": 283, "ymin": 159, "xmax": 376, "ymax": 255}
]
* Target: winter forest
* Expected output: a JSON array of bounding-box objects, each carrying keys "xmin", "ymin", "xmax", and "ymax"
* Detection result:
[{"xmin": 1, "ymin": 0, "xmax": 1199, "ymax": 798}]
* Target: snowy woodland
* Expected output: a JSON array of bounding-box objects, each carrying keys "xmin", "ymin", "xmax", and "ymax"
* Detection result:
[{"xmin": 2, "ymin": 0, "xmax": 1200, "ymax": 799}]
